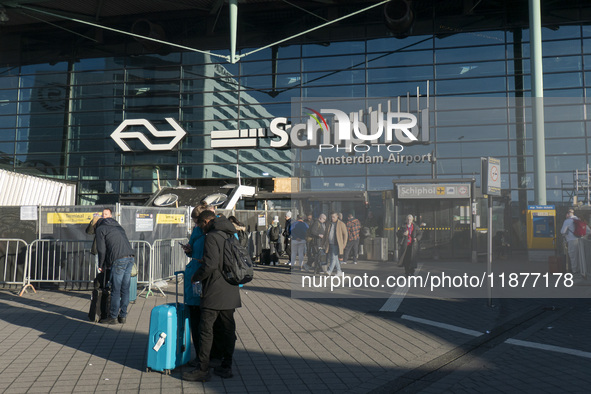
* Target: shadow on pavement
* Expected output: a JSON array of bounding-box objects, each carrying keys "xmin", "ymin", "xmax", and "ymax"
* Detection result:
[{"xmin": 0, "ymin": 290, "xmax": 147, "ymax": 371}]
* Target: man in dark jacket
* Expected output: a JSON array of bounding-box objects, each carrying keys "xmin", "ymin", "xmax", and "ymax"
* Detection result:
[
  {"xmin": 95, "ymin": 209, "xmax": 135, "ymax": 324},
  {"xmin": 283, "ymin": 211, "xmax": 292, "ymax": 264},
  {"xmin": 183, "ymin": 211, "xmax": 241, "ymax": 382},
  {"xmin": 308, "ymin": 214, "xmax": 327, "ymax": 274}
]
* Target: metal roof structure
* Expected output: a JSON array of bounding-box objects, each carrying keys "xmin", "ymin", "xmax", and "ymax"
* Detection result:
[{"xmin": 2, "ymin": 0, "xmax": 589, "ymax": 66}]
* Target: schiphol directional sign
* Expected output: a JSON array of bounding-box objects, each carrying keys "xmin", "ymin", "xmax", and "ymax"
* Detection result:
[
  {"xmin": 111, "ymin": 118, "xmax": 187, "ymax": 151},
  {"xmin": 481, "ymin": 157, "xmax": 501, "ymax": 196},
  {"xmin": 397, "ymin": 183, "xmax": 471, "ymax": 199}
]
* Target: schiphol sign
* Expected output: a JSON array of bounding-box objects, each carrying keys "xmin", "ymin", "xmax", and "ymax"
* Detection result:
[
  {"xmin": 398, "ymin": 184, "xmax": 471, "ymax": 199},
  {"xmin": 211, "ymin": 106, "xmax": 431, "ymax": 152}
]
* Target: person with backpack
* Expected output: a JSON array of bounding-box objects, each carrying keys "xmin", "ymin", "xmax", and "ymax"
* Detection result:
[
  {"xmin": 560, "ymin": 208, "xmax": 590, "ymax": 275},
  {"xmin": 183, "ymin": 210, "xmax": 241, "ymax": 382},
  {"xmin": 228, "ymin": 216, "xmax": 248, "ymax": 248},
  {"xmin": 181, "ymin": 204, "xmax": 225, "ymax": 370},
  {"xmin": 267, "ymin": 216, "xmax": 282, "ymax": 266}
]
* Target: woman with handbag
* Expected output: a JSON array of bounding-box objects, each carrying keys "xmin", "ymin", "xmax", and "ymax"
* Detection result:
[{"xmin": 397, "ymin": 214, "xmax": 422, "ymax": 277}]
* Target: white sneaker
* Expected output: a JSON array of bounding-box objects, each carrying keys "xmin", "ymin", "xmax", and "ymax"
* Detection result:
[{"xmin": 336, "ymin": 271, "xmax": 344, "ymax": 277}]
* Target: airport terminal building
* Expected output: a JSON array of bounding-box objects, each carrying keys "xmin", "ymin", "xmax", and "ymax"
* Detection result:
[{"xmin": 1, "ymin": 0, "xmax": 591, "ymax": 256}]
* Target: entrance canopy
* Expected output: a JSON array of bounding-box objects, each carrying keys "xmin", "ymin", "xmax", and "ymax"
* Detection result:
[{"xmin": 393, "ymin": 178, "xmax": 476, "ymax": 260}]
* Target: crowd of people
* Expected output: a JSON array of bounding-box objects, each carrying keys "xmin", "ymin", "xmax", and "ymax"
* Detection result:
[
  {"xmin": 87, "ymin": 204, "xmax": 426, "ymax": 383},
  {"xmin": 265, "ymin": 211, "xmax": 367, "ymax": 276},
  {"xmin": 87, "ymin": 202, "xmax": 591, "ymax": 384}
]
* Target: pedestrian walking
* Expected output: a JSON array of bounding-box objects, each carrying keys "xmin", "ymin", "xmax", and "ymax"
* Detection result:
[
  {"xmin": 267, "ymin": 216, "xmax": 282, "ymax": 265},
  {"xmin": 397, "ymin": 214, "xmax": 422, "ymax": 277},
  {"xmin": 308, "ymin": 214, "xmax": 327, "ymax": 274},
  {"xmin": 283, "ymin": 211, "xmax": 292, "ymax": 264},
  {"xmin": 291, "ymin": 215, "xmax": 310, "ymax": 271},
  {"xmin": 343, "ymin": 213, "xmax": 361, "ymax": 264},
  {"xmin": 560, "ymin": 208, "xmax": 590, "ymax": 275},
  {"xmin": 323, "ymin": 212, "xmax": 347, "ymax": 276}
]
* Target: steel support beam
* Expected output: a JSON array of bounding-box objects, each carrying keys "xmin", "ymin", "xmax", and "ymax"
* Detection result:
[
  {"xmin": 229, "ymin": 0, "xmax": 238, "ymax": 63},
  {"xmin": 529, "ymin": 0, "xmax": 547, "ymax": 204}
]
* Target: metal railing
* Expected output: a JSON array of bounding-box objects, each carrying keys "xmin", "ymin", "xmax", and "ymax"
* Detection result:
[
  {"xmin": 0, "ymin": 239, "xmax": 29, "ymax": 292},
  {"xmin": 147, "ymin": 238, "xmax": 190, "ymax": 297},
  {"xmin": 4, "ymin": 237, "xmax": 187, "ymax": 297},
  {"xmin": 130, "ymin": 240, "xmax": 152, "ymax": 285},
  {"xmin": 27, "ymin": 239, "xmax": 95, "ymax": 290}
]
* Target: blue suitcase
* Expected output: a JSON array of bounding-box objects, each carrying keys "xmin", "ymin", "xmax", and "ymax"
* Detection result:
[
  {"xmin": 146, "ymin": 271, "xmax": 191, "ymax": 374},
  {"xmin": 129, "ymin": 275, "xmax": 137, "ymax": 303}
]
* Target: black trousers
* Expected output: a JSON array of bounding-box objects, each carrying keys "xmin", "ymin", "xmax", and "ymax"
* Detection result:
[
  {"xmin": 189, "ymin": 305, "xmax": 225, "ymax": 360},
  {"xmin": 343, "ymin": 239, "xmax": 359, "ymax": 263},
  {"xmin": 309, "ymin": 244, "xmax": 326, "ymax": 273},
  {"xmin": 270, "ymin": 241, "xmax": 281, "ymax": 263},
  {"xmin": 198, "ymin": 308, "xmax": 236, "ymax": 370},
  {"xmin": 188, "ymin": 305, "xmax": 201, "ymax": 356}
]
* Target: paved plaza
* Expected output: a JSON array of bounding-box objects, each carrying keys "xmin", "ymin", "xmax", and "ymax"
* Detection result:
[{"xmin": 1, "ymin": 254, "xmax": 591, "ymax": 393}]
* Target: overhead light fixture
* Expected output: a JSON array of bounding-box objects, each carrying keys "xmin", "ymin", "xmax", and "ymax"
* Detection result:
[
  {"xmin": 384, "ymin": 0, "xmax": 414, "ymax": 37},
  {"xmin": 0, "ymin": 6, "xmax": 9, "ymax": 24},
  {"xmin": 153, "ymin": 193, "xmax": 179, "ymax": 206},
  {"xmin": 202, "ymin": 193, "xmax": 228, "ymax": 206}
]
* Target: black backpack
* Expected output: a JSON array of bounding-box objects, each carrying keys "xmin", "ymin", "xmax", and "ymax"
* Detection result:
[
  {"xmin": 269, "ymin": 226, "xmax": 280, "ymax": 242},
  {"xmin": 222, "ymin": 234, "xmax": 254, "ymax": 285},
  {"xmin": 237, "ymin": 229, "xmax": 248, "ymax": 247}
]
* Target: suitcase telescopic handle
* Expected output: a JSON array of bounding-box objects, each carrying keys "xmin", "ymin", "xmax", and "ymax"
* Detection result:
[
  {"xmin": 173, "ymin": 270, "xmax": 187, "ymax": 353},
  {"xmin": 173, "ymin": 271, "xmax": 184, "ymax": 306}
]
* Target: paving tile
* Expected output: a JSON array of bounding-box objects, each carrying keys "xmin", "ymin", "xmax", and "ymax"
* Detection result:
[{"xmin": 3, "ymin": 267, "xmax": 591, "ymax": 394}]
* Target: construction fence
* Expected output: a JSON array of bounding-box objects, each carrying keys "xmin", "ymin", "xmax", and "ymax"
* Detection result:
[
  {"xmin": 0, "ymin": 237, "xmax": 189, "ymax": 297},
  {"xmin": 0, "ymin": 203, "xmax": 192, "ymax": 297}
]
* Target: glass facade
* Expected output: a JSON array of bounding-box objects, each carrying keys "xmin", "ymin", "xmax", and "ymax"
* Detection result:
[{"xmin": 1, "ymin": 15, "xmax": 591, "ymax": 210}]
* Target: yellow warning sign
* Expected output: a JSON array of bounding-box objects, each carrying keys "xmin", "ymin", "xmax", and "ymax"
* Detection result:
[
  {"xmin": 436, "ymin": 187, "xmax": 446, "ymax": 195},
  {"xmin": 47, "ymin": 212, "xmax": 99, "ymax": 224},
  {"xmin": 156, "ymin": 214, "xmax": 185, "ymax": 224}
]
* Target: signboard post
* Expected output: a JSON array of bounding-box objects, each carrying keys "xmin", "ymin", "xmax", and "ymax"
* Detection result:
[{"xmin": 481, "ymin": 157, "xmax": 501, "ymax": 307}]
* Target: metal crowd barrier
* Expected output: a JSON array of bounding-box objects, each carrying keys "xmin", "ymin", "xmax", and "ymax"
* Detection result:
[
  {"xmin": 9, "ymin": 238, "xmax": 187, "ymax": 297},
  {"xmin": 26, "ymin": 239, "xmax": 95, "ymax": 291},
  {"xmin": 130, "ymin": 240, "xmax": 152, "ymax": 286},
  {"xmin": 0, "ymin": 239, "xmax": 29, "ymax": 295},
  {"xmin": 148, "ymin": 238, "xmax": 190, "ymax": 297}
]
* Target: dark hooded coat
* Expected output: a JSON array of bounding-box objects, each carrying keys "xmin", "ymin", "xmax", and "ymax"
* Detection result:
[
  {"xmin": 397, "ymin": 224, "xmax": 422, "ymax": 272},
  {"xmin": 192, "ymin": 215, "xmax": 241, "ymax": 310}
]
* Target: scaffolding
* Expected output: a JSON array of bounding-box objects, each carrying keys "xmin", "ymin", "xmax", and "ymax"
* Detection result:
[{"xmin": 562, "ymin": 165, "xmax": 591, "ymax": 205}]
